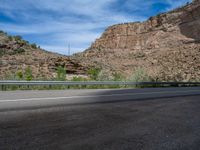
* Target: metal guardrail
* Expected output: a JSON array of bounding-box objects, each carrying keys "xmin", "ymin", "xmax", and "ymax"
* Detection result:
[
  {"xmin": 0, "ymin": 81, "xmax": 200, "ymax": 86},
  {"xmin": 1, "ymin": 80, "xmax": 200, "ymax": 91}
]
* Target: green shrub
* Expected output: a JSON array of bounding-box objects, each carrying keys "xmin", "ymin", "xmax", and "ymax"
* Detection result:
[
  {"xmin": 16, "ymin": 70, "xmax": 23, "ymax": 80},
  {"xmin": 56, "ymin": 66, "xmax": 66, "ymax": 81},
  {"xmin": 31, "ymin": 43, "xmax": 37, "ymax": 49},
  {"xmin": 72, "ymin": 76, "xmax": 87, "ymax": 81},
  {"xmin": 88, "ymin": 68, "xmax": 100, "ymax": 80},
  {"xmin": 18, "ymin": 40, "xmax": 28, "ymax": 45},
  {"xmin": 97, "ymin": 70, "xmax": 113, "ymax": 81},
  {"xmin": 25, "ymin": 67, "xmax": 33, "ymax": 81},
  {"xmin": 14, "ymin": 48, "xmax": 25, "ymax": 54},
  {"xmin": 113, "ymin": 73, "xmax": 123, "ymax": 81},
  {"xmin": 129, "ymin": 68, "xmax": 150, "ymax": 82}
]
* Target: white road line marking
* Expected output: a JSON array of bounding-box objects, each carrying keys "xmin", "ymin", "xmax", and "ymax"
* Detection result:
[{"xmin": 0, "ymin": 90, "xmax": 199, "ymax": 103}]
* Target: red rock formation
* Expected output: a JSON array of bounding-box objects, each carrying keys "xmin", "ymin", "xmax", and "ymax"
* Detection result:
[{"xmin": 74, "ymin": 0, "xmax": 200, "ymax": 81}]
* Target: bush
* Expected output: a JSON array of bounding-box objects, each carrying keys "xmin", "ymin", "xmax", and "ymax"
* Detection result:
[
  {"xmin": 17, "ymin": 40, "xmax": 28, "ymax": 46},
  {"xmin": 31, "ymin": 43, "xmax": 37, "ymax": 49},
  {"xmin": 97, "ymin": 70, "xmax": 113, "ymax": 81},
  {"xmin": 14, "ymin": 48, "xmax": 25, "ymax": 54},
  {"xmin": 14, "ymin": 35, "xmax": 22, "ymax": 41},
  {"xmin": 72, "ymin": 76, "xmax": 87, "ymax": 81},
  {"xmin": 16, "ymin": 70, "xmax": 23, "ymax": 80},
  {"xmin": 88, "ymin": 68, "xmax": 100, "ymax": 80},
  {"xmin": 113, "ymin": 73, "xmax": 123, "ymax": 81},
  {"xmin": 25, "ymin": 67, "xmax": 33, "ymax": 81},
  {"xmin": 56, "ymin": 66, "xmax": 66, "ymax": 81},
  {"xmin": 129, "ymin": 68, "xmax": 150, "ymax": 82}
]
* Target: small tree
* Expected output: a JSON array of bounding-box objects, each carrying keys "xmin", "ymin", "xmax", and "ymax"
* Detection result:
[
  {"xmin": 88, "ymin": 68, "xmax": 100, "ymax": 80},
  {"xmin": 56, "ymin": 66, "xmax": 66, "ymax": 81},
  {"xmin": 25, "ymin": 67, "xmax": 33, "ymax": 81},
  {"xmin": 16, "ymin": 70, "xmax": 23, "ymax": 80}
]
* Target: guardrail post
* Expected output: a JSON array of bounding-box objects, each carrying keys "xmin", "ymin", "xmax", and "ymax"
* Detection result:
[
  {"xmin": 2, "ymin": 85, "xmax": 6, "ymax": 91},
  {"xmin": 1, "ymin": 85, "xmax": 4, "ymax": 91}
]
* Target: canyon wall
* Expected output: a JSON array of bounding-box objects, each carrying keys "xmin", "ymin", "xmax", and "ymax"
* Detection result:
[{"xmin": 74, "ymin": 0, "xmax": 200, "ymax": 81}]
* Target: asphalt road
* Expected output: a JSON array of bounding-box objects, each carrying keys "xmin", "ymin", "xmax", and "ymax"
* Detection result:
[{"xmin": 0, "ymin": 87, "xmax": 200, "ymax": 150}]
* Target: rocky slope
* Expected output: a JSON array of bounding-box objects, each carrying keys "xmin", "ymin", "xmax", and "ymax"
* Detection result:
[
  {"xmin": 74, "ymin": 0, "xmax": 200, "ymax": 81},
  {"xmin": 0, "ymin": 31, "xmax": 88, "ymax": 80}
]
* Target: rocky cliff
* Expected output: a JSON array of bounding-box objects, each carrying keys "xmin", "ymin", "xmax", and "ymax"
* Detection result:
[
  {"xmin": 74, "ymin": 0, "xmax": 200, "ymax": 81},
  {"xmin": 0, "ymin": 32, "xmax": 88, "ymax": 80}
]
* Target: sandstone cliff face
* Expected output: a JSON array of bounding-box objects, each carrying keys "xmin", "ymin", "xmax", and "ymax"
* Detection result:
[
  {"xmin": 0, "ymin": 32, "xmax": 88, "ymax": 80},
  {"xmin": 74, "ymin": 0, "xmax": 200, "ymax": 81}
]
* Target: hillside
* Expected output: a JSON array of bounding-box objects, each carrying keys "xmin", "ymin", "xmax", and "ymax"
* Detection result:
[
  {"xmin": 0, "ymin": 31, "xmax": 88, "ymax": 80},
  {"xmin": 74, "ymin": 0, "xmax": 200, "ymax": 81}
]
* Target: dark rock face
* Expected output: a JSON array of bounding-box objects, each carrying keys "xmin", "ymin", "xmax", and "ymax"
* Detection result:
[{"xmin": 74, "ymin": 0, "xmax": 200, "ymax": 81}]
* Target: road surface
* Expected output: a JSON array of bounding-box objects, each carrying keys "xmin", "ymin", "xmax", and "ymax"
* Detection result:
[{"xmin": 0, "ymin": 87, "xmax": 200, "ymax": 150}]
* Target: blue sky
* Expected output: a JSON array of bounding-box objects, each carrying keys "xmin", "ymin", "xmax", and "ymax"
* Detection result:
[{"xmin": 0, "ymin": 0, "xmax": 192, "ymax": 55}]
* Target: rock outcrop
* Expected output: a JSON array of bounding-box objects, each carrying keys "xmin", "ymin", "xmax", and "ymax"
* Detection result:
[
  {"xmin": 74, "ymin": 0, "xmax": 200, "ymax": 81},
  {"xmin": 0, "ymin": 32, "xmax": 88, "ymax": 80}
]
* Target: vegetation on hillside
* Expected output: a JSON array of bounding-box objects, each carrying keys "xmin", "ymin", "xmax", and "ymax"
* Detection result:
[
  {"xmin": 88, "ymin": 68, "xmax": 100, "ymax": 80},
  {"xmin": 2, "ymin": 65, "xmax": 197, "ymax": 91},
  {"xmin": 15, "ymin": 67, "xmax": 33, "ymax": 81},
  {"xmin": 129, "ymin": 68, "xmax": 151, "ymax": 82},
  {"xmin": 56, "ymin": 66, "xmax": 67, "ymax": 81}
]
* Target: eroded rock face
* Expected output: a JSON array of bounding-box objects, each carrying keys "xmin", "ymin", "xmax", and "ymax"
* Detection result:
[
  {"xmin": 0, "ymin": 32, "xmax": 88, "ymax": 80},
  {"xmin": 74, "ymin": 0, "xmax": 200, "ymax": 81}
]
